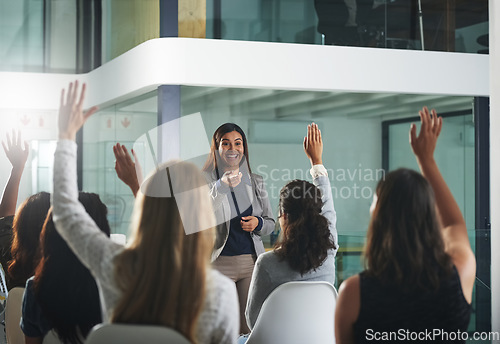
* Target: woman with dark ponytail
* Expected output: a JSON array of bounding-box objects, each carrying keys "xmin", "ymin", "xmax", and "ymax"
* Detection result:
[{"xmin": 243, "ymin": 123, "xmax": 338, "ymax": 335}]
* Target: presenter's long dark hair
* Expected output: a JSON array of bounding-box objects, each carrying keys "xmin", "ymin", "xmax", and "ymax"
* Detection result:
[
  {"xmin": 202, "ymin": 123, "xmax": 251, "ymax": 175},
  {"xmin": 34, "ymin": 193, "xmax": 110, "ymax": 344}
]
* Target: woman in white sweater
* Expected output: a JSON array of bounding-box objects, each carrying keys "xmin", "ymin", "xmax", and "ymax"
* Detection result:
[{"xmin": 52, "ymin": 81, "xmax": 239, "ymax": 344}]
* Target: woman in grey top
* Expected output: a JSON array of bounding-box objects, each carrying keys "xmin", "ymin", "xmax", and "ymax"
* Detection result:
[{"xmin": 244, "ymin": 123, "xmax": 338, "ymax": 336}]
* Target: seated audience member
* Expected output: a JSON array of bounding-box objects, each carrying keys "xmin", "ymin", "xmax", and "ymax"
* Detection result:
[
  {"xmin": 241, "ymin": 123, "xmax": 338, "ymax": 341},
  {"xmin": 21, "ymin": 193, "xmax": 111, "ymax": 344},
  {"xmin": 0, "ymin": 130, "xmax": 29, "ymax": 288},
  {"xmin": 52, "ymin": 81, "xmax": 239, "ymax": 344},
  {"xmin": 8, "ymin": 192, "xmax": 51, "ymax": 289},
  {"xmin": 335, "ymin": 107, "xmax": 475, "ymax": 344}
]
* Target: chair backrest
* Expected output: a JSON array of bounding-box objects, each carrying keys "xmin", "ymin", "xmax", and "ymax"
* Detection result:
[
  {"xmin": 5, "ymin": 287, "xmax": 25, "ymax": 344},
  {"xmin": 42, "ymin": 330, "xmax": 63, "ymax": 344},
  {"xmin": 246, "ymin": 281, "xmax": 337, "ymax": 344},
  {"xmin": 85, "ymin": 324, "xmax": 192, "ymax": 344}
]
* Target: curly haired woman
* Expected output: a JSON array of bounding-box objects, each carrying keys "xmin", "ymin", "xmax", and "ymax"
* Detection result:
[{"xmin": 243, "ymin": 123, "xmax": 338, "ymax": 338}]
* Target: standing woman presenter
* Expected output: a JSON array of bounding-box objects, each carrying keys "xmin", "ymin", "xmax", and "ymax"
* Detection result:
[{"xmin": 203, "ymin": 123, "xmax": 275, "ymax": 334}]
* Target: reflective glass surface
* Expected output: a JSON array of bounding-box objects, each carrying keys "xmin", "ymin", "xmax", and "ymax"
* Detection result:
[
  {"xmin": 82, "ymin": 91, "xmax": 158, "ymax": 235},
  {"xmin": 206, "ymin": 0, "xmax": 489, "ymax": 53}
]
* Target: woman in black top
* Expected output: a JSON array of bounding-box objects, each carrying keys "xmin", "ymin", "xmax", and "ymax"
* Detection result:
[{"xmin": 335, "ymin": 107, "xmax": 476, "ymax": 343}]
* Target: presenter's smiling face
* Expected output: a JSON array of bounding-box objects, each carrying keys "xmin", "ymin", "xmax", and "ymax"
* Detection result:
[{"xmin": 218, "ymin": 131, "xmax": 244, "ymax": 169}]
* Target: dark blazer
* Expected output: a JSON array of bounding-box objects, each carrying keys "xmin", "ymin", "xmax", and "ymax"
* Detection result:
[{"xmin": 205, "ymin": 171, "xmax": 275, "ymax": 261}]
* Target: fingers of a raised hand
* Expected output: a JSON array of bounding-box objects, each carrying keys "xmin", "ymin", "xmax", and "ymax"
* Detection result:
[
  {"xmin": 419, "ymin": 109, "xmax": 427, "ymax": 133},
  {"xmin": 112, "ymin": 144, "xmax": 120, "ymax": 159},
  {"xmin": 131, "ymin": 149, "xmax": 139, "ymax": 163},
  {"xmin": 5, "ymin": 132, "xmax": 11, "ymax": 148},
  {"xmin": 23, "ymin": 140, "xmax": 29, "ymax": 153},
  {"xmin": 436, "ymin": 117, "xmax": 443, "ymax": 137},
  {"xmin": 303, "ymin": 136, "xmax": 307, "ymax": 151},
  {"xmin": 71, "ymin": 81, "xmax": 79, "ymax": 105},
  {"xmin": 409, "ymin": 123, "xmax": 417, "ymax": 147},
  {"xmin": 84, "ymin": 106, "xmax": 98, "ymax": 121},
  {"xmin": 77, "ymin": 83, "xmax": 87, "ymax": 108},
  {"xmin": 1, "ymin": 140, "xmax": 7, "ymax": 154},
  {"xmin": 122, "ymin": 147, "xmax": 134, "ymax": 164},
  {"xmin": 430, "ymin": 109, "xmax": 439, "ymax": 133},
  {"xmin": 16, "ymin": 130, "xmax": 21, "ymax": 146},
  {"xmin": 66, "ymin": 82, "xmax": 74, "ymax": 105},
  {"xmin": 60, "ymin": 88, "xmax": 66, "ymax": 108}
]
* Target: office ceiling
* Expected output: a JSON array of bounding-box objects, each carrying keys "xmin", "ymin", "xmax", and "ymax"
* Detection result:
[{"xmin": 118, "ymin": 87, "xmax": 473, "ymax": 121}]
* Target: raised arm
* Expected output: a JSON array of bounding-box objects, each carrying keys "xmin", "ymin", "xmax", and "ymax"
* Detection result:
[
  {"xmin": 0, "ymin": 130, "xmax": 29, "ymax": 217},
  {"xmin": 113, "ymin": 143, "xmax": 141, "ymax": 197},
  {"xmin": 53, "ymin": 81, "xmax": 121, "ymax": 291},
  {"xmin": 409, "ymin": 106, "xmax": 475, "ymax": 302},
  {"xmin": 304, "ymin": 123, "xmax": 337, "ymax": 250}
]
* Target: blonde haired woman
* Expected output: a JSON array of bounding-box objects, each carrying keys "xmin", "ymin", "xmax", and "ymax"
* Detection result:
[{"xmin": 52, "ymin": 81, "xmax": 239, "ymax": 344}]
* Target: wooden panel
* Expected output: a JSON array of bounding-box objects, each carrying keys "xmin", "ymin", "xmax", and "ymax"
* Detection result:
[
  {"xmin": 178, "ymin": 0, "xmax": 206, "ymax": 38},
  {"xmin": 109, "ymin": 0, "xmax": 160, "ymax": 60}
]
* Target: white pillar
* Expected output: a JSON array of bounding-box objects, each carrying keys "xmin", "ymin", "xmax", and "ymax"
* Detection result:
[{"xmin": 489, "ymin": 0, "xmax": 500, "ymax": 339}]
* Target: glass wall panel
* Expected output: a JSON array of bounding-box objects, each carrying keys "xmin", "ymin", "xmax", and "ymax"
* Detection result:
[
  {"xmin": 82, "ymin": 91, "xmax": 158, "ymax": 235},
  {"xmin": 387, "ymin": 113, "xmax": 475, "ymax": 228},
  {"xmin": 0, "ymin": 109, "xmax": 58, "ymax": 209},
  {"xmin": 0, "ymin": 0, "xmax": 44, "ymax": 72},
  {"xmin": 206, "ymin": 0, "xmax": 489, "ymax": 53}
]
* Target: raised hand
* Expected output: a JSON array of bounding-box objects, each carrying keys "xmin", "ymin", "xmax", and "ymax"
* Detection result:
[
  {"xmin": 58, "ymin": 81, "xmax": 98, "ymax": 141},
  {"xmin": 0, "ymin": 130, "xmax": 29, "ymax": 217},
  {"xmin": 303, "ymin": 123, "xmax": 323, "ymax": 166},
  {"xmin": 2, "ymin": 129, "xmax": 29, "ymax": 171},
  {"xmin": 113, "ymin": 143, "xmax": 140, "ymax": 196},
  {"xmin": 409, "ymin": 106, "xmax": 442, "ymax": 165}
]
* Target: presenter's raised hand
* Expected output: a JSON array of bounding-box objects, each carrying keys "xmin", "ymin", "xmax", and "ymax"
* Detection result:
[
  {"xmin": 113, "ymin": 143, "xmax": 141, "ymax": 196},
  {"xmin": 58, "ymin": 81, "xmax": 98, "ymax": 141},
  {"xmin": 303, "ymin": 123, "xmax": 323, "ymax": 166}
]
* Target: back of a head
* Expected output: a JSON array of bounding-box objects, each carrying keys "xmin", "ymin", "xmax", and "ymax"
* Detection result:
[
  {"xmin": 276, "ymin": 179, "xmax": 336, "ymax": 275},
  {"xmin": 9, "ymin": 192, "xmax": 51, "ymax": 288},
  {"xmin": 33, "ymin": 192, "xmax": 110, "ymax": 344},
  {"xmin": 112, "ymin": 161, "xmax": 215, "ymax": 343},
  {"xmin": 365, "ymin": 168, "xmax": 452, "ymax": 291}
]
